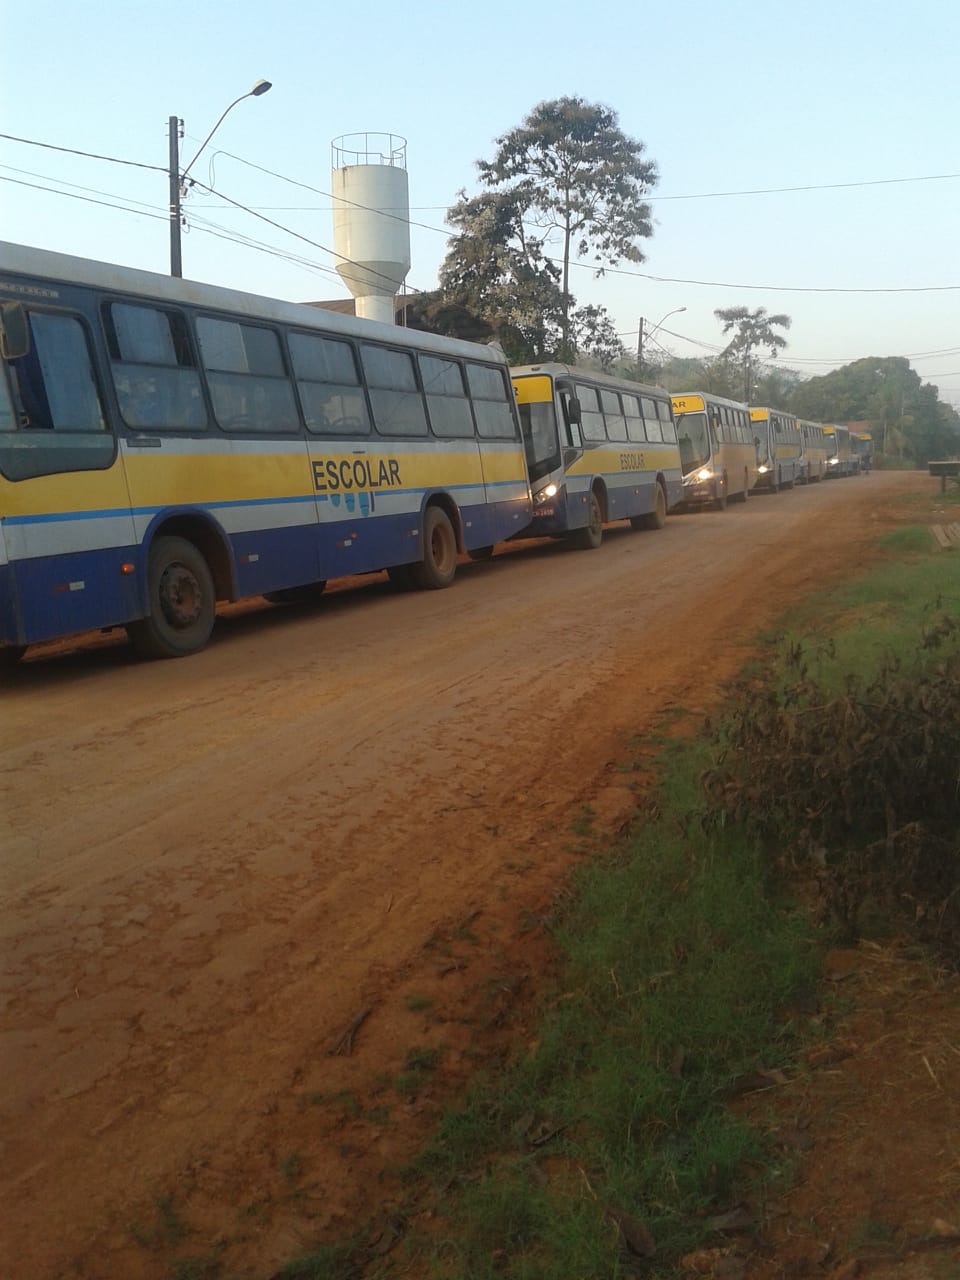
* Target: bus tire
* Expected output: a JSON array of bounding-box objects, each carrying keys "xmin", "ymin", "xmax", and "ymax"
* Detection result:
[
  {"xmin": 631, "ymin": 482, "xmax": 667, "ymax": 530},
  {"xmin": 410, "ymin": 506, "xmax": 458, "ymax": 590},
  {"xmin": 264, "ymin": 582, "xmax": 327, "ymax": 605},
  {"xmin": 127, "ymin": 535, "xmax": 216, "ymax": 659},
  {"xmin": 574, "ymin": 490, "xmax": 604, "ymax": 549}
]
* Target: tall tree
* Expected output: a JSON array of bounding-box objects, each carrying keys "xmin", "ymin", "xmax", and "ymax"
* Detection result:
[
  {"xmin": 440, "ymin": 97, "xmax": 657, "ymax": 362},
  {"xmin": 714, "ymin": 306, "xmax": 791, "ymax": 401}
]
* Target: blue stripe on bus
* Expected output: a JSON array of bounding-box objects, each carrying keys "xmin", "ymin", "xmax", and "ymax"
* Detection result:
[{"xmin": 3, "ymin": 478, "xmax": 526, "ymax": 527}]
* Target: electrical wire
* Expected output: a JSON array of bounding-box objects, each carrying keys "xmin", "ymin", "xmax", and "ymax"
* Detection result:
[
  {"xmin": 0, "ymin": 174, "xmax": 169, "ymax": 222},
  {"xmin": 0, "ymin": 132, "xmax": 165, "ymax": 172}
]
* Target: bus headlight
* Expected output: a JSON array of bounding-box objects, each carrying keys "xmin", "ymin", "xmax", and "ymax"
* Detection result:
[
  {"xmin": 695, "ymin": 468, "xmax": 713, "ymax": 482},
  {"xmin": 535, "ymin": 483, "xmax": 558, "ymax": 504},
  {"xmin": 757, "ymin": 464, "xmax": 769, "ymax": 474},
  {"xmin": 828, "ymin": 458, "xmax": 839, "ymax": 466}
]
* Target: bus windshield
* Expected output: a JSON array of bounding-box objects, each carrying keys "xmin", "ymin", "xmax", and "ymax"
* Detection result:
[
  {"xmin": 675, "ymin": 411, "xmax": 710, "ymax": 472},
  {"xmin": 519, "ymin": 400, "xmax": 562, "ymax": 483}
]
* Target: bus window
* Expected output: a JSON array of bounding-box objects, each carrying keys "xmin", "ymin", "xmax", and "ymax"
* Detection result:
[
  {"xmin": 197, "ymin": 317, "xmax": 300, "ymax": 433},
  {"xmin": 289, "ymin": 331, "xmax": 370, "ymax": 435},
  {"xmin": 466, "ymin": 363, "xmax": 516, "ymax": 438},
  {"xmin": 0, "ymin": 311, "xmax": 115, "ymax": 481},
  {"xmin": 600, "ymin": 388, "xmax": 627, "ymax": 441},
  {"xmin": 623, "ymin": 393, "xmax": 646, "ymax": 442},
  {"xmin": 658, "ymin": 400, "xmax": 677, "ymax": 442},
  {"xmin": 576, "ymin": 384, "xmax": 605, "ymax": 442},
  {"xmin": 641, "ymin": 396, "xmax": 662, "ymax": 442},
  {"xmin": 420, "ymin": 355, "xmax": 473, "ymax": 438},
  {"xmin": 103, "ymin": 302, "xmax": 206, "ymax": 431},
  {"xmin": 361, "ymin": 344, "xmax": 428, "ymax": 437}
]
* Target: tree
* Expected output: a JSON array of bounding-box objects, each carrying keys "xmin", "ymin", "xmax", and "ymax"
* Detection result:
[
  {"xmin": 789, "ymin": 357, "xmax": 960, "ymax": 465},
  {"xmin": 714, "ymin": 306, "xmax": 791, "ymax": 401},
  {"xmin": 439, "ymin": 97, "xmax": 657, "ymax": 362}
]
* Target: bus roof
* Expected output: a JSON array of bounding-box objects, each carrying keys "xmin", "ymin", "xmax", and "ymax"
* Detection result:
[
  {"xmin": 0, "ymin": 241, "xmax": 509, "ymax": 367},
  {"xmin": 510, "ymin": 363, "xmax": 668, "ymax": 397}
]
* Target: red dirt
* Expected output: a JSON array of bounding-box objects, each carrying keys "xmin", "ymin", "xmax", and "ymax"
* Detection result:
[{"xmin": 2, "ymin": 471, "xmax": 955, "ymax": 1280}]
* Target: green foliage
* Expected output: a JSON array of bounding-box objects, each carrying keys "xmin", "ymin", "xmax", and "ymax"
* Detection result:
[
  {"xmin": 436, "ymin": 97, "xmax": 657, "ymax": 364},
  {"xmin": 786, "ymin": 357, "xmax": 960, "ymax": 465},
  {"xmin": 714, "ymin": 306, "xmax": 792, "ymax": 402},
  {"xmin": 415, "ymin": 787, "xmax": 816, "ymax": 1275},
  {"xmin": 701, "ymin": 614, "xmax": 960, "ymax": 955}
]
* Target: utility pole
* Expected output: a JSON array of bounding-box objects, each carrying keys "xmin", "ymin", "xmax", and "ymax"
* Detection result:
[
  {"xmin": 168, "ymin": 116, "xmax": 183, "ymax": 279},
  {"xmin": 636, "ymin": 317, "xmax": 645, "ymax": 379}
]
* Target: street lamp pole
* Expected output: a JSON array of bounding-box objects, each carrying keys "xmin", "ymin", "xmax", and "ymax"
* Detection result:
[
  {"xmin": 637, "ymin": 306, "xmax": 686, "ymax": 380},
  {"xmin": 168, "ymin": 79, "xmax": 272, "ymax": 278}
]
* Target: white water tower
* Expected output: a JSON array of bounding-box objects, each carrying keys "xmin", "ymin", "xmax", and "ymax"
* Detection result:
[{"xmin": 331, "ymin": 133, "xmax": 411, "ymax": 325}]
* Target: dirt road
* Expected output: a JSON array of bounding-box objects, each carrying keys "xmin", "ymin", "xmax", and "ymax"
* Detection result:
[{"xmin": 0, "ymin": 472, "xmax": 923, "ymax": 1278}]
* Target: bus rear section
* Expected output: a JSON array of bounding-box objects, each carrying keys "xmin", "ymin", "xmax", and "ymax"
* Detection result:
[
  {"xmin": 671, "ymin": 393, "xmax": 756, "ymax": 510},
  {"xmin": 511, "ymin": 364, "xmax": 682, "ymax": 550}
]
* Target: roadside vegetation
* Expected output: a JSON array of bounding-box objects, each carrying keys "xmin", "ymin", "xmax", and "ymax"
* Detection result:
[{"xmin": 165, "ymin": 490, "xmax": 960, "ymax": 1280}]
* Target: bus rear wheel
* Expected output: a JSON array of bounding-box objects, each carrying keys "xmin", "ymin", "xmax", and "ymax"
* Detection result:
[
  {"xmin": 573, "ymin": 491, "xmax": 604, "ymax": 549},
  {"xmin": 410, "ymin": 507, "xmax": 458, "ymax": 590},
  {"xmin": 128, "ymin": 535, "xmax": 216, "ymax": 659},
  {"xmin": 630, "ymin": 483, "xmax": 667, "ymax": 530}
]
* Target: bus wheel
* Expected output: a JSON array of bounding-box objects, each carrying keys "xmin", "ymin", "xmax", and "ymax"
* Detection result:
[
  {"xmin": 574, "ymin": 491, "xmax": 604, "ymax": 549},
  {"xmin": 128, "ymin": 536, "xmax": 216, "ymax": 659},
  {"xmin": 411, "ymin": 507, "xmax": 458, "ymax": 589},
  {"xmin": 467, "ymin": 545, "xmax": 495, "ymax": 562},
  {"xmin": 264, "ymin": 582, "xmax": 327, "ymax": 605},
  {"xmin": 631, "ymin": 483, "xmax": 667, "ymax": 530}
]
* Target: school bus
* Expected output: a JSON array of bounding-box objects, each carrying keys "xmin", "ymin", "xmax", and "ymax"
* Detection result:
[{"xmin": 671, "ymin": 392, "xmax": 757, "ymax": 509}]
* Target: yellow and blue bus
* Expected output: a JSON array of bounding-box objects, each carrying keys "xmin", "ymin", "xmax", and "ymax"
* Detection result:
[
  {"xmin": 797, "ymin": 419, "xmax": 829, "ymax": 483},
  {"xmin": 671, "ymin": 392, "xmax": 756, "ymax": 509},
  {"xmin": 850, "ymin": 430, "xmax": 873, "ymax": 473},
  {"xmin": 510, "ymin": 364, "xmax": 682, "ymax": 548},
  {"xmin": 823, "ymin": 424, "xmax": 854, "ymax": 476},
  {"xmin": 0, "ymin": 244, "xmax": 532, "ymax": 662},
  {"xmin": 749, "ymin": 406, "xmax": 802, "ymax": 491}
]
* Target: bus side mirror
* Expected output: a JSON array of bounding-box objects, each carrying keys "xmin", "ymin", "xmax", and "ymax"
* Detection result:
[
  {"xmin": 0, "ymin": 302, "xmax": 29, "ymax": 360},
  {"xmin": 567, "ymin": 396, "xmax": 582, "ymax": 425}
]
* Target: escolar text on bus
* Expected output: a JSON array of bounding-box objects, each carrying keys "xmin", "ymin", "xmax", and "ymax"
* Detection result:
[{"xmin": 312, "ymin": 457, "xmax": 403, "ymax": 493}]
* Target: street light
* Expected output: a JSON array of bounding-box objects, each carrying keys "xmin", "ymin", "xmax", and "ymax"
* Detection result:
[
  {"xmin": 168, "ymin": 79, "xmax": 272, "ymax": 278},
  {"xmin": 637, "ymin": 306, "xmax": 686, "ymax": 380}
]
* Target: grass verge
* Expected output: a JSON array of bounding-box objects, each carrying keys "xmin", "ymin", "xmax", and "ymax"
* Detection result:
[{"xmin": 254, "ymin": 490, "xmax": 960, "ymax": 1279}]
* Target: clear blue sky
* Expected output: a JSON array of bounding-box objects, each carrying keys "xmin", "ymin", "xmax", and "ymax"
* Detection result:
[{"xmin": 3, "ymin": 0, "xmax": 958, "ymax": 404}]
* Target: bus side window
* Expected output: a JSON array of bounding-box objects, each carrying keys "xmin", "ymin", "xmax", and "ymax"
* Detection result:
[
  {"xmin": 197, "ymin": 316, "xmax": 300, "ymax": 433},
  {"xmin": 0, "ymin": 311, "xmax": 116, "ymax": 482},
  {"xmin": 465, "ymin": 363, "xmax": 518, "ymax": 439},
  {"xmin": 103, "ymin": 302, "xmax": 207, "ymax": 432},
  {"xmin": 17, "ymin": 312, "xmax": 106, "ymax": 432}
]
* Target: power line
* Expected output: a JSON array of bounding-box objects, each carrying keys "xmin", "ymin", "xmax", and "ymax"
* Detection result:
[
  {"xmin": 561, "ymin": 257, "xmax": 960, "ymax": 294},
  {"xmin": 0, "ymin": 174, "xmax": 169, "ymax": 222},
  {"xmin": 185, "ymin": 176, "xmax": 429, "ymax": 295},
  {"xmin": 0, "ymin": 132, "xmax": 164, "ymax": 172},
  {"xmin": 647, "ymin": 171, "xmax": 960, "ymax": 202}
]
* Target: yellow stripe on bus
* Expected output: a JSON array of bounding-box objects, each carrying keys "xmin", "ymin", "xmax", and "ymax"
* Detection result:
[{"xmin": 670, "ymin": 394, "xmax": 705, "ymax": 413}]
